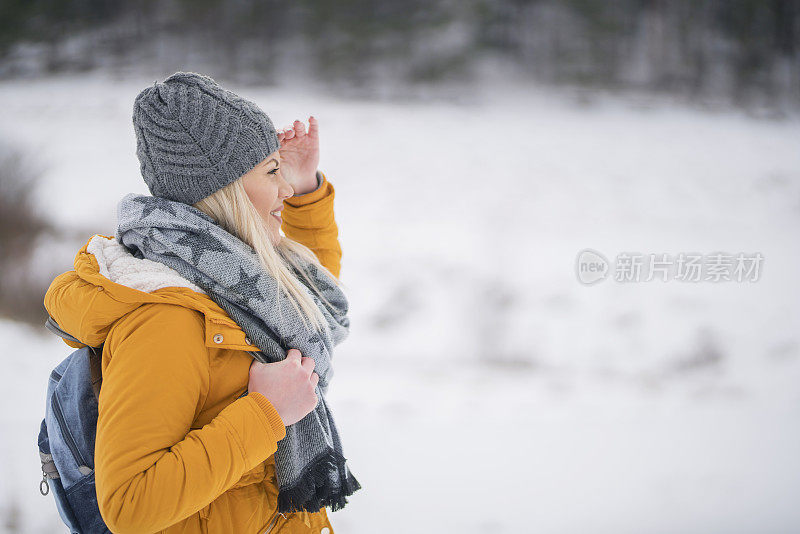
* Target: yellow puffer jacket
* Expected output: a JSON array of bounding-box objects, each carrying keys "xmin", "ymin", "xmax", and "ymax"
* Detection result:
[{"xmin": 44, "ymin": 172, "xmax": 343, "ymax": 534}]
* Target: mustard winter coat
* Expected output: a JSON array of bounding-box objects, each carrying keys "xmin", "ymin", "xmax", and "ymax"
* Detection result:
[{"xmin": 44, "ymin": 173, "xmax": 343, "ymax": 534}]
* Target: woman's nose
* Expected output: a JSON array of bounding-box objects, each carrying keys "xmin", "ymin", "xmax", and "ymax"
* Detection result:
[{"xmin": 279, "ymin": 178, "xmax": 294, "ymax": 199}]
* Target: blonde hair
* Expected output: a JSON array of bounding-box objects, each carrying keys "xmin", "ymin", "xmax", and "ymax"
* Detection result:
[{"xmin": 193, "ymin": 177, "xmax": 340, "ymax": 335}]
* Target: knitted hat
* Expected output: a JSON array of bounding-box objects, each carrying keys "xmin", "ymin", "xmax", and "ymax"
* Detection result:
[{"xmin": 132, "ymin": 71, "xmax": 280, "ymax": 205}]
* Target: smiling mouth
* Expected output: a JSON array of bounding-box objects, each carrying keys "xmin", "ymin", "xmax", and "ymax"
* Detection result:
[{"xmin": 270, "ymin": 209, "xmax": 282, "ymax": 224}]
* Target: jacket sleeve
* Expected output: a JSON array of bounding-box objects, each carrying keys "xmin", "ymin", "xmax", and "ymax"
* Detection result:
[
  {"xmin": 282, "ymin": 170, "xmax": 343, "ymax": 279},
  {"xmin": 95, "ymin": 303, "xmax": 286, "ymax": 533}
]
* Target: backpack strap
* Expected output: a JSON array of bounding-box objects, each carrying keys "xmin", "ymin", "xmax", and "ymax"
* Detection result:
[
  {"xmin": 45, "ymin": 316, "xmax": 104, "ymax": 399},
  {"xmin": 44, "ymin": 316, "xmax": 84, "ymax": 345},
  {"xmin": 88, "ymin": 348, "xmax": 103, "ymax": 399}
]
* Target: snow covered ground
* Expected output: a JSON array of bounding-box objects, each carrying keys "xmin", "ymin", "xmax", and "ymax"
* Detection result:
[{"xmin": 1, "ymin": 73, "xmax": 799, "ymax": 533}]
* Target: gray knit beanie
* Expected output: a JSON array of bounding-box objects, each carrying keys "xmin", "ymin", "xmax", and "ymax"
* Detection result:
[{"xmin": 132, "ymin": 71, "xmax": 280, "ymax": 205}]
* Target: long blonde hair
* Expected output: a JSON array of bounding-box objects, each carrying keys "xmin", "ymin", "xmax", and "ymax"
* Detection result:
[{"xmin": 193, "ymin": 177, "xmax": 340, "ymax": 335}]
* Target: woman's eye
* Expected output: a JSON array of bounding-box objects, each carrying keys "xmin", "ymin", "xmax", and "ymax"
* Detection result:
[{"xmin": 268, "ymin": 167, "xmax": 280, "ymax": 175}]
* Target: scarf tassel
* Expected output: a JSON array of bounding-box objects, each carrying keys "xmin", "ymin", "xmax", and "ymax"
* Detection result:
[{"xmin": 277, "ymin": 449, "xmax": 362, "ymax": 513}]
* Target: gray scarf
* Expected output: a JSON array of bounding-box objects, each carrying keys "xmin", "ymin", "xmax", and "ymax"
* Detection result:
[{"xmin": 115, "ymin": 193, "xmax": 360, "ymax": 513}]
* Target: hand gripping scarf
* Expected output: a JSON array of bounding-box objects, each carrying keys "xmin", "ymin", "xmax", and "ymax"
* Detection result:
[{"xmin": 115, "ymin": 193, "xmax": 361, "ymax": 513}]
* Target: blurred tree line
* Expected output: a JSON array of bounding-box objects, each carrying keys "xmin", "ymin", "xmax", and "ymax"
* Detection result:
[{"xmin": 0, "ymin": 0, "xmax": 797, "ymax": 107}]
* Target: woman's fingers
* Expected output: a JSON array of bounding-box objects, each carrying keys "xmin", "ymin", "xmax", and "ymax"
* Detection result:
[
  {"xmin": 278, "ymin": 118, "xmax": 316, "ymax": 143},
  {"xmin": 282, "ymin": 125, "xmax": 296, "ymax": 140},
  {"xmin": 307, "ymin": 116, "xmax": 319, "ymax": 138},
  {"xmin": 300, "ymin": 355, "xmax": 316, "ymax": 376}
]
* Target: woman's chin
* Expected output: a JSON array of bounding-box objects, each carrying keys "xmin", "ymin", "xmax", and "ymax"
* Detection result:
[
  {"xmin": 259, "ymin": 216, "xmax": 281, "ymax": 245},
  {"xmin": 268, "ymin": 226, "xmax": 281, "ymax": 246}
]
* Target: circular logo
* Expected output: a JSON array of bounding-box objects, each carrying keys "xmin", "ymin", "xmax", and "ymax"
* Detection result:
[{"xmin": 575, "ymin": 248, "xmax": 609, "ymax": 285}]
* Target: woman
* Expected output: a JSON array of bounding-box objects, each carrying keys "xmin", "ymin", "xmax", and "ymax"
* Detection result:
[{"xmin": 44, "ymin": 72, "xmax": 359, "ymax": 533}]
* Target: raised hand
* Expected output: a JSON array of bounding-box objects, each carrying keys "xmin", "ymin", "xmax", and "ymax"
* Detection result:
[{"xmin": 277, "ymin": 116, "xmax": 320, "ymax": 196}]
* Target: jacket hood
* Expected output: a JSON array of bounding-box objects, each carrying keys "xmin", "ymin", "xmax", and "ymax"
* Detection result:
[{"xmin": 44, "ymin": 234, "xmax": 246, "ymax": 349}]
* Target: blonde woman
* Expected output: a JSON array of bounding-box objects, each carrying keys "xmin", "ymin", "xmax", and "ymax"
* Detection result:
[{"xmin": 44, "ymin": 72, "xmax": 359, "ymax": 533}]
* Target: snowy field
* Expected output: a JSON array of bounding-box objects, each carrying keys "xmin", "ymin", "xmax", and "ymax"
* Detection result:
[{"xmin": 1, "ymin": 73, "xmax": 799, "ymax": 533}]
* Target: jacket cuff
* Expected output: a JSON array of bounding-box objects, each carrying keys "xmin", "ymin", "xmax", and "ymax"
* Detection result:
[
  {"xmin": 247, "ymin": 391, "xmax": 287, "ymax": 441},
  {"xmin": 286, "ymin": 171, "xmax": 330, "ymax": 207}
]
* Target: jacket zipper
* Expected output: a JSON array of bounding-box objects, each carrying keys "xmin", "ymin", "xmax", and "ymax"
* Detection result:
[
  {"xmin": 262, "ymin": 513, "xmax": 279, "ymax": 533},
  {"xmin": 51, "ymin": 394, "xmax": 88, "ymax": 468}
]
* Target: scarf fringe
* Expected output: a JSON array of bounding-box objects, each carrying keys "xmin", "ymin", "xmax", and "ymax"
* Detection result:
[{"xmin": 277, "ymin": 449, "xmax": 362, "ymax": 513}]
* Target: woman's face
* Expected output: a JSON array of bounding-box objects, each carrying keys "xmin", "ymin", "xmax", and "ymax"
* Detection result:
[{"xmin": 241, "ymin": 152, "xmax": 295, "ymax": 244}]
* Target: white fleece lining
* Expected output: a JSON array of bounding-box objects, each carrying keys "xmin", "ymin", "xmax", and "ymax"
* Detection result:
[{"xmin": 86, "ymin": 234, "xmax": 206, "ymax": 294}]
